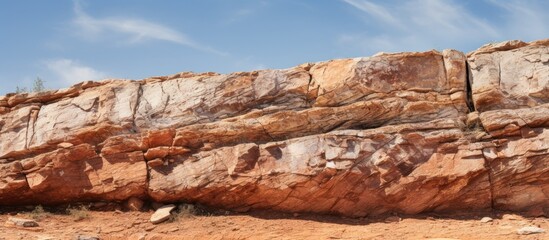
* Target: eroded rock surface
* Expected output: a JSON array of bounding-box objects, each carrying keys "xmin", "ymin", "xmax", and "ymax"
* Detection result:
[
  {"xmin": 0, "ymin": 39, "xmax": 547, "ymax": 217},
  {"xmin": 468, "ymin": 40, "xmax": 549, "ymax": 216}
]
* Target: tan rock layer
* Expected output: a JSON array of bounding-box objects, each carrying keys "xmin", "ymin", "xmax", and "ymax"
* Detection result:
[
  {"xmin": 0, "ymin": 39, "xmax": 548, "ymax": 217},
  {"xmin": 467, "ymin": 39, "xmax": 549, "ymax": 112}
]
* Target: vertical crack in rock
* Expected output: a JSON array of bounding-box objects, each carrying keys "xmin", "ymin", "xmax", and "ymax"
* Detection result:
[
  {"xmin": 497, "ymin": 61, "xmax": 502, "ymax": 89},
  {"xmin": 22, "ymin": 172, "xmax": 31, "ymax": 192},
  {"xmin": 145, "ymin": 162, "xmax": 151, "ymax": 200},
  {"xmin": 480, "ymin": 151, "xmax": 496, "ymax": 210},
  {"xmin": 24, "ymin": 105, "xmax": 41, "ymax": 149},
  {"xmin": 23, "ymin": 110, "xmax": 32, "ymax": 150},
  {"xmin": 131, "ymin": 83, "xmax": 143, "ymax": 133},
  {"xmin": 27, "ymin": 107, "xmax": 40, "ymax": 149},
  {"xmin": 305, "ymin": 70, "xmax": 314, "ymax": 106},
  {"xmin": 441, "ymin": 55, "xmax": 450, "ymax": 90},
  {"xmin": 254, "ymin": 118, "xmax": 275, "ymax": 141},
  {"xmin": 304, "ymin": 64, "xmax": 318, "ymax": 107},
  {"xmin": 159, "ymin": 82, "xmax": 171, "ymax": 115},
  {"xmin": 465, "ymin": 61, "xmax": 476, "ymax": 112}
]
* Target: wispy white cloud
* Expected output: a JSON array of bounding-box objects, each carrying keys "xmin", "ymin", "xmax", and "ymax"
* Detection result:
[
  {"xmin": 407, "ymin": 0, "xmax": 498, "ymax": 37},
  {"xmin": 72, "ymin": 1, "xmax": 226, "ymax": 55},
  {"xmin": 340, "ymin": 0, "xmax": 502, "ymax": 54},
  {"xmin": 45, "ymin": 58, "xmax": 107, "ymax": 84},
  {"xmin": 342, "ymin": 0, "xmax": 402, "ymax": 28}
]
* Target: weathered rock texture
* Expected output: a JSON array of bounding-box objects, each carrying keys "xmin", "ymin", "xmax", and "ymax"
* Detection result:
[{"xmin": 1, "ymin": 39, "xmax": 548, "ymax": 217}]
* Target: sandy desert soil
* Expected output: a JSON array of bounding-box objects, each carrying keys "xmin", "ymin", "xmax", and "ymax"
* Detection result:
[{"xmin": 0, "ymin": 206, "xmax": 547, "ymax": 240}]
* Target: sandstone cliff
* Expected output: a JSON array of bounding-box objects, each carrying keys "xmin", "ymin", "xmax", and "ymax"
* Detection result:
[{"xmin": 0, "ymin": 39, "xmax": 547, "ymax": 217}]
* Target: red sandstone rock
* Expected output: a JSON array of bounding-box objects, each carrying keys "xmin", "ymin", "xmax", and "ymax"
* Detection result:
[{"xmin": 0, "ymin": 39, "xmax": 547, "ymax": 217}]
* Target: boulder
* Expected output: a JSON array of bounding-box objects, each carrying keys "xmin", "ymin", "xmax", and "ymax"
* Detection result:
[
  {"xmin": 517, "ymin": 226, "xmax": 545, "ymax": 235},
  {"xmin": 5, "ymin": 217, "xmax": 38, "ymax": 227},
  {"xmin": 480, "ymin": 217, "xmax": 493, "ymax": 223},
  {"xmin": 150, "ymin": 204, "xmax": 176, "ymax": 224}
]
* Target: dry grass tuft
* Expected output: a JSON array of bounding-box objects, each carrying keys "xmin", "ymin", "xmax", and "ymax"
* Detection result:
[
  {"xmin": 29, "ymin": 205, "xmax": 50, "ymax": 221},
  {"xmin": 67, "ymin": 205, "xmax": 90, "ymax": 221}
]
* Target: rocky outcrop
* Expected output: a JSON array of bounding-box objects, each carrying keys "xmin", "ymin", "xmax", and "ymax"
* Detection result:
[
  {"xmin": 468, "ymin": 39, "xmax": 549, "ymax": 111},
  {"xmin": 468, "ymin": 39, "xmax": 549, "ymax": 216},
  {"xmin": 0, "ymin": 39, "xmax": 547, "ymax": 217}
]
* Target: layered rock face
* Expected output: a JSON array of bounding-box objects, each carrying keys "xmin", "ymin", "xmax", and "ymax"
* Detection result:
[{"xmin": 0, "ymin": 39, "xmax": 547, "ymax": 217}]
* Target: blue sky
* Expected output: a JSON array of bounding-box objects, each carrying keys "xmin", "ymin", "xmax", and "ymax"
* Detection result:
[{"xmin": 1, "ymin": 0, "xmax": 547, "ymax": 95}]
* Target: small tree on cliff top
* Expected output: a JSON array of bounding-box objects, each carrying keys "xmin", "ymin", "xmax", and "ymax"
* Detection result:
[
  {"xmin": 32, "ymin": 77, "xmax": 46, "ymax": 92},
  {"xmin": 15, "ymin": 77, "xmax": 46, "ymax": 93}
]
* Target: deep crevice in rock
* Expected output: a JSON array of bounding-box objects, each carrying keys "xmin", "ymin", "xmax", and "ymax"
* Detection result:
[{"xmin": 465, "ymin": 60, "xmax": 476, "ymax": 112}]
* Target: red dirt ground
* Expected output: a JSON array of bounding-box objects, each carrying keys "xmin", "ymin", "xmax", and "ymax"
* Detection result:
[{"xmin": 0, "ymin": 208, "xmax": 547, "ymax": 240}]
